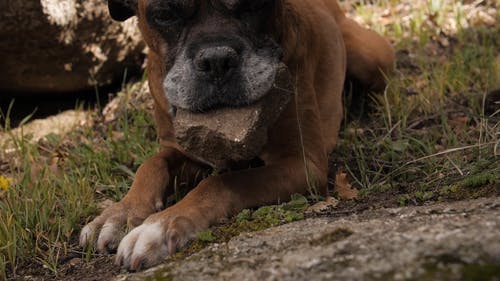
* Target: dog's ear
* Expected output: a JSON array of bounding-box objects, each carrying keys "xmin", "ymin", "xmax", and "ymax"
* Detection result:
[{"xmin": 108, "ymin": 0, "xmax": 137, "ymax": 21}]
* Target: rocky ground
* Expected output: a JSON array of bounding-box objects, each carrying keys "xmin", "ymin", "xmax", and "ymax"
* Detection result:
[{"xmin": 117, "ymin": 197, "xmax": 500, "ymax": 281}]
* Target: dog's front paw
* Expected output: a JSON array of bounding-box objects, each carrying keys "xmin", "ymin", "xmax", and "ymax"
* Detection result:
[
  {"xmin": 80, "ymin": 200, "xmax": 159, "ymax": 253},
  {"xmin": 115, "ymin": 208, "xmax": 201, "ymax": 271}
]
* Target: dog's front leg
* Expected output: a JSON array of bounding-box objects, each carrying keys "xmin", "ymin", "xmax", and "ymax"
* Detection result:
[
  {"xmin": 116, "ymin": 157, "xmax": 327, "ymax": 270},
  {"xmin": 79, "ymin": 147, "xmax": 210, "ymax": 254}
]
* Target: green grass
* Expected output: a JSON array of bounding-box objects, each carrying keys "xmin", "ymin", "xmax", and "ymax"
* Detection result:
[
  {"xmin": 0, "ymin": 88, "xmax": 159, "ymax": 278},
  {"xmin": 337, "ymin": 0, "xmax": 499, "ymax": 203},
  {"xmin": 1, "ymin": 0, "xmax": 499, "ymax": 279}
]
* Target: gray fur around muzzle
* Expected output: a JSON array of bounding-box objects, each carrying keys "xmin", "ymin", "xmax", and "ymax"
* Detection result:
[{"xmin": 163, "ymin": 43, "xmax": 282, "ymax": 112}]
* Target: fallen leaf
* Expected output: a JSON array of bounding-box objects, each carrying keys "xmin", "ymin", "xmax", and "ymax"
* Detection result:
[
  {"xmin": 334, "ymin": 171, "xmax": 359, "ymax": 200},
  {"xmin": 111, "ymin": 131, "xmax": 125, "ymax": 140},
  {"xmin": 449, "ymin": 115, "xmax": 469, "ymax": 134},
  {"xmin": 306, "ymin": 196, "xmax": 339, "ymax": 215},
  {"xmin": 69, "ymin": 258, "xmax": 82, "ymax": 267},
  {"xmin": 469, "ymin": 10, "xmax": 496, "ymax": 27}
]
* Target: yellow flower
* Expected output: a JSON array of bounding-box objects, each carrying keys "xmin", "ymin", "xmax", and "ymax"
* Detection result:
[{"xmin": 0, "ymin": 175, "xmax": 11, "ymax": 191}]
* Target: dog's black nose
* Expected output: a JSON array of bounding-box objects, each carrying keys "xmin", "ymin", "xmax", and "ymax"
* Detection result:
[{"xmin": 194, "ymin": 46, "xmax": 239, "ymax": 80}]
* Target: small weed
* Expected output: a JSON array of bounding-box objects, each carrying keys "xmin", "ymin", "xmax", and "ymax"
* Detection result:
[
  {"xmin": 197, "ymin": 230, "xmax": 216, "ymax": 243},
  {"xmin": 439, "ymin": 185, "xmax": 459, "ymax": 196},
  {"xmin": 414, "ymin": 191, "xmax": 435, "ymax": 203},
  {"xmin": 283, "ymin": 193, "xmax": 310, "ymax": 212},
  {"xmin": 399, "ymin": 194, "xmax": 412, "ymax": 207},
  {"xmin": 235, "ymin": 209, "xmax": 252, "ymax": 223}
]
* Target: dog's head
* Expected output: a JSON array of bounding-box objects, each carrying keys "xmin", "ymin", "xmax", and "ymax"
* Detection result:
[{"xmin": 109, "ymin": 0, "xmax": 284, "ymax": 112}]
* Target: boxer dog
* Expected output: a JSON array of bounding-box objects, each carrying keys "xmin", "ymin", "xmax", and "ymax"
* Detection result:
[{"xmin": 80, "ymin": 0, "xmax": 394, "ymax": 270}]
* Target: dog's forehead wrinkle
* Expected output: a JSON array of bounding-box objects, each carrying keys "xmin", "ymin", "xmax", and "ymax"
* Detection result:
[
  {"xmin": 217, "ymin": 0, "xmax": 240, "ymax": 10},
  {"xmin": 192, "ymin": 13, "xmax": 241, "ymax": 34}
]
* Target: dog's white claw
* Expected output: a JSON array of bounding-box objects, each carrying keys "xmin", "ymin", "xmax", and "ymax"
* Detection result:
[
  {"xmin": 115, "ymin": 228, "xmax": 136, "ymax": 267},
  {"xmin": 116, "ymin": 222, "xmax": 170, "ymax": 271},
  {"xmin": 79, "ymin": 223, "xmax": 98, "ymax": 248},
  {"xmin": 97, "ymin": 222, "xmax": 124, "ymax": 253}
]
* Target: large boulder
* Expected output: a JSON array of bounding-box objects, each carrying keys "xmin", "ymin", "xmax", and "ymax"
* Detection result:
[
  {"xmin": 0, "ymin": 0, "xmax": 144, "ymax": 94},
  {"xmin": 122, "ymin": 197, "xmax": 500, "ymax": 281}
]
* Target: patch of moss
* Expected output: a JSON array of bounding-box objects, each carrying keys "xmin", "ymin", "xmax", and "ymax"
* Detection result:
[
  {"xmin": 439, "ymin": 185, "xmax": 459, "ymax": 196},
  {"xmin": 284, "ymin": 210, "xmax": 304, "ymax": 222},
  {"xmin": 172, "ymin": 194, "xmax": 310, "ymax": 261},
  {"xmin": 414, "ymin": 191, "xmax": 434, "ymax": 202},
  {"xmin": 440, "ymin": 184, "xmax": 498, "ymax": 201},
  {"xmin": 197, "ymin": 230, "xmax": 216, "ymax": 243},
  {"xmin": 398, "ymin": 194, "xmax": 411, "ymax": 206},
  {"xmin": 235, "ymin": 209, "xmax": 252, "ymax": 223},
  {"xmin": 282, "ymin": 194, "xmax": 309, "ymax": 211},
  {"xmin": 462, "ymin": 264, "xmax": 500, "ymax": 281},
  {"xmin": 252, "ymin": 206, "xmax": 279, "ymax": 220},
  {"xmin": 249, "ymin": 194, "xmax": 309, "ymax": 226}
]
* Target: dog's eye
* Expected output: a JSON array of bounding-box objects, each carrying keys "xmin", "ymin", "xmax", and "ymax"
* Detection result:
[{"xmin": 150, "ymin": 7, "xmax": 182, "ymax": 26}]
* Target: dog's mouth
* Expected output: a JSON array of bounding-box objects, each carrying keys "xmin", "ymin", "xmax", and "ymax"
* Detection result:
[
  {"xmin": 167, "ymin": 63, "xmax": 279, "ymax": 114},
  {"xmin": 172, "ymin": 63, "xmax": 293, "ymax": 168}
]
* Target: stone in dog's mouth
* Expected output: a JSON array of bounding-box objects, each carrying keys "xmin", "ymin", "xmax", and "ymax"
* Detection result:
[{"xmin": 173, "ymin": 63, "xmax": 293, "ymax": 168}]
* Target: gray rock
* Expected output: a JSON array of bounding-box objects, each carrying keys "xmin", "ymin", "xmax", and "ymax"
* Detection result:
[
  {"xmin": 0, "ymin": 0, "xmax": 144, "ymax": 94},
  {"xmin": 0, "ymin": 110, "xmax": 92, "ymax": 153},
  {"xmin": 118, "ymin": 197, "xmax": 500, "ymax": 281}
]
